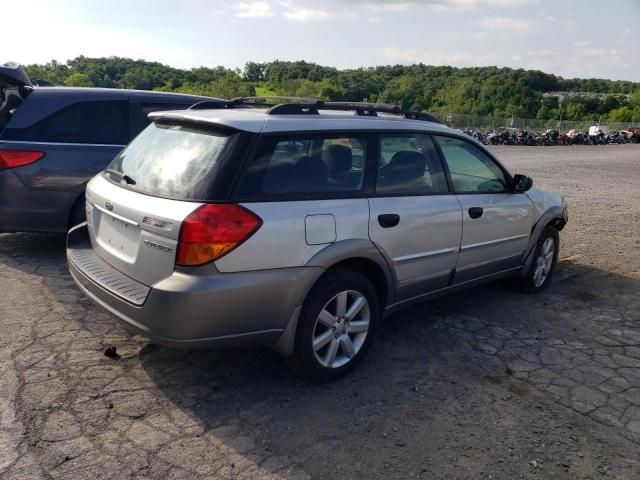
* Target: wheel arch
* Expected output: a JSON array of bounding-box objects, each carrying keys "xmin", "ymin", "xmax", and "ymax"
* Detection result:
[
  {"xmin": 304, "ymin": 239, "xmax": 396, "ymax": 308},
  {"xmin": 273, "ymin": 239, "xmax": 396, "ymax": 356},
  {"xmin": 519, "ymin": 204, "xmax": 567, "ymax": 276}
]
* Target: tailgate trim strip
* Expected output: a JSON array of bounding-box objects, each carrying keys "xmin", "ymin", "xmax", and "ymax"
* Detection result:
[{"xmin": 93, "ymin": 203, "xmax": 139, "ymax": 226}]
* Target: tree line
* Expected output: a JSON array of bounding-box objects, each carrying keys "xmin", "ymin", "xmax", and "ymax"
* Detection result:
[{"xmin": 25, "ymin": 57, "xmax": 640, "ymax": 123}]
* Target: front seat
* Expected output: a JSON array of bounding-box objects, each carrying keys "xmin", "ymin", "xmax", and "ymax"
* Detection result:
[
  {"xmin": 379, "ymin": 151, "xmax": 428, "ymax": 190},
  {"xmin": 294, "ymin": 155, "xmax": 329, "ymax": 191},
  {"xmin": 323, "ymin": 144, "xmax": 361, "ymax": 189}
]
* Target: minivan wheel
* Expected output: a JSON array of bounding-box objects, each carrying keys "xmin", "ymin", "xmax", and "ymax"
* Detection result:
[
  {"xmin": 292, "ymin": 269, "xmax": 379, "ymax": 381},
  {"xmin": 515, "ymin": 226, "xmax": 559, "ymax": 293}
]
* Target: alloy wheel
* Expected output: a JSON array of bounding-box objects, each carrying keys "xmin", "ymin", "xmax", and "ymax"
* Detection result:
[
  {"xmin": 312, "ymin": 290, "xmax": 370, "ymax": 368},
  {"xmin": 533, "ymin": 237, "xmax": 555, "ymax": 287}
]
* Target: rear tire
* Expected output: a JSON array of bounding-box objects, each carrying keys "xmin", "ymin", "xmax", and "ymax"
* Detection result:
[
  {"xmin": 514, "ymin": 226, "xmax": 559, "ymax": 293},
  {"xmin": 291, "ymin": 269, "xmax": 380, "ymax": 382}
]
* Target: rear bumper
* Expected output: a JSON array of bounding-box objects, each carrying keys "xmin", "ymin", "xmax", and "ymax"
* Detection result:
[{"xmin": 67, "ymin": 224, "xmax": 320, "ymax": 349}]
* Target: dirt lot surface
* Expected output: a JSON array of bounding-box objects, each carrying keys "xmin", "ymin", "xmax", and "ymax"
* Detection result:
[{"xmin": 1, "ymin": 145, "xmax": 639, "ymax": 479}]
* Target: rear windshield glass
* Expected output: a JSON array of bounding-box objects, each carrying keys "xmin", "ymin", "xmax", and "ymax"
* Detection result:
[{"xmin": 105, "ymin": 122, "xmax": 236, "ymax": 200}]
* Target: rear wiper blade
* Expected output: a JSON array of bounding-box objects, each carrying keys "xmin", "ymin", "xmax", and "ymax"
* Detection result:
[{"xmin": 105, "ymin": 168, "xmax": 136, "ymax": 185}]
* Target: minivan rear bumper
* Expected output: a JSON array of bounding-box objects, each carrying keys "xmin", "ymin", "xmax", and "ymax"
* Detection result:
[{"xmin": 67, "ymin": 224, "xmax": 320, "ymax": 350}]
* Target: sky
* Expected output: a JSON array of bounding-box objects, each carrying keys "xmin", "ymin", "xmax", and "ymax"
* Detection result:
[{"xmin": 4, "ymin": 0, "xmax": 639, "ymax": 81}]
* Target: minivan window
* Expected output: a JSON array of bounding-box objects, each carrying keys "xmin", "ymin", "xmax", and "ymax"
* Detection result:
[
  {"xmin": 105, "ymin": 122, "xmax": 237, "ymax": 200},
  {"xmin": 235, "ymin": 134, "xmax": 368, "ymax": 200},
  {"xmin": 129, "ymin": 102, "xmax": 194, "ymax": 138},
  {"xmin": 376, "ymin": 134, "xmax": 449, "ymax": 195},
  {"xmin": 2, "ymin": 101, "xmax": 129, "ymax": 145},
  {"xmin": 435, "ymin": 136, "xmax": 507, "ymax": 193}
]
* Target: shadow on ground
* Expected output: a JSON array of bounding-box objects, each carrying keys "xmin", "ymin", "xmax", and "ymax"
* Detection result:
[{"xmin": 3, "ymin": 232, "xmax": 640, "ymax": 478}]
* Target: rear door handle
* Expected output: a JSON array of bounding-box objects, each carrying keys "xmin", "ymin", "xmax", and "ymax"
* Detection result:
[
  {"xmin": 378, "ymin": 214, "xmax": 400, "ymax": 228},
  {"xmin": 468, "ymin": 207, "xmax": 483, "ymax": 219}
]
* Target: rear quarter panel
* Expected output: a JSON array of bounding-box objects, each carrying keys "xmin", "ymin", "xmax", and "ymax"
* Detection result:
[{"xmin": 214, "ymin": 199, "xmax": 370, "ymax": 273}]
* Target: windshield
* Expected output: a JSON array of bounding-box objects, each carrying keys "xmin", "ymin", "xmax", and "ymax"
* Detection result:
[{"xmin": 106, "ymin": 122, "xmax": 236, "ymax": 200}]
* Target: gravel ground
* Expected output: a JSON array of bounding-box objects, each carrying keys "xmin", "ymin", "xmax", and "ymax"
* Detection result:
[{"xmin": 1, "ymin": 145, "xmax": 639, "ymax": 479}]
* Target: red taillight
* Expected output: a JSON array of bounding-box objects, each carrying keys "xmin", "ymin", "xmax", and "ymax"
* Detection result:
[
  {"xmin": 176, "ymin": 204, "xmax": 262, "ymax": 266},
  {"xmin": 0, "ymin": 150, "xmax": 45, "ymax": 170}
]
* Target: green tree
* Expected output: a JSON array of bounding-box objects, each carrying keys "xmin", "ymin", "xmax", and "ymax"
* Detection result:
[
  {"xmin": 174, "ymin": 77, "xmax": 254, "ymax": 99},
  {"xmin": 243, "ymin": 62, "xmax": 266, "ymax": 82},
  {"xmin": 295, "ymin": 79, "xmax": 345, "ymax": 100},
  {"xmin": 64, "ymin": 73, "xmax": 94, "ymax": 87}
]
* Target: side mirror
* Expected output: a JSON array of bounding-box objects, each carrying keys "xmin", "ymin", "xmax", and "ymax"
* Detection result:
[{"xmin": 511, "ymin": 174, "xmax": 533, "ymax": 192}]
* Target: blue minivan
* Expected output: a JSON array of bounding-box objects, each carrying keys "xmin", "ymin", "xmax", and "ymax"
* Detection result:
[{"xmin": 0, "ymin": 63, "xmax": 211, "ymax": 233}]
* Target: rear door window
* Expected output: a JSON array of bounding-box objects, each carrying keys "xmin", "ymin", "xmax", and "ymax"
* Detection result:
[
  {"xmin": 2, "ymin": 101, "xmax": 129, "ymax": 145},
  {"xmin": 234, "ymin": 133, "xmax": 369, "ymax": 201}
]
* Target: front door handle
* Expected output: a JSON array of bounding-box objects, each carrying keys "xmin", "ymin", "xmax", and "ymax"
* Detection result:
[
  {"xmin": 378, "ymin": 214, "xmax": 400, "ymax": 228},
  {"xmin": 468, "ymin": 207, "xmax": 484, "ymax": 219}
]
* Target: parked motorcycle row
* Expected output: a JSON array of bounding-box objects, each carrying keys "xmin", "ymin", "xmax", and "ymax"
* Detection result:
[{"xmin": 462, "ymin": 127, "xmax": 640, "ymax": 146}]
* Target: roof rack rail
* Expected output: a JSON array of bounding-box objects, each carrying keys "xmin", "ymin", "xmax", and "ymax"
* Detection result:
[
  {"xmin": 188, "ymin": 97, "xmax": 320, "ymax": 111},
  {"xmin": 186, "ymin": 97, "xmax": 441, "ymax": 123},
  {"xmin": 229, "ymin": 95, "xmax": 320, "ymax": 105},
  {"xmin": 188, "ymin": 100, "xmax": 234, "ymax": 110},
  {"xmin": 265, "ymin": 101, "xmax": 441, "ymax": 123}
]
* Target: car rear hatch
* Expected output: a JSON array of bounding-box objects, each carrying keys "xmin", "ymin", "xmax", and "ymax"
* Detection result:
[
  {"xmin": 83, "ymin": 119, "xmax": 254, "ymax": 287},
  {"xmin": 0, "ymin": 62, "xmax": 32, "ymax": 132}
]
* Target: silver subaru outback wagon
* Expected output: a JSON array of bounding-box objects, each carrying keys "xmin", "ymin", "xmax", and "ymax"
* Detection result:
[{"xmin": 67, "ymin": 100, "xmax": 568, "ymax": 381}]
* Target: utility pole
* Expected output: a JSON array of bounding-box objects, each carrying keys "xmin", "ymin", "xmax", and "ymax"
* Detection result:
[{"xmin": 558, "ymin": 98, "xmax": 563, "ymax": 131}]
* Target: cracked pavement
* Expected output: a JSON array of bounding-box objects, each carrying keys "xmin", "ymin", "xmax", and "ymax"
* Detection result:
[{"xmin": 1, "ymin": 145, "xmax": 639, "ymax": 479}]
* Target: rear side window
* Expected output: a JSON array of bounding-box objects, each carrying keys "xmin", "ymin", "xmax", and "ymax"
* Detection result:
[
  {"xmin": 376, "ymin": 134, "xmax": 449, "ymax": 195},
  {"xmin": 435, "ymin": 136, "xmax": 508, "ymax": 193},
  {"xmin": 235, "ymin": 133, "xmax": 368, "ymax": 201},
  {"xmin": 105, "ymin": 122, "xmax": 240, "ymax": 200},
  {"xmin": 2, "ymin": 101, "xmax": 129, "ymax": 145}
]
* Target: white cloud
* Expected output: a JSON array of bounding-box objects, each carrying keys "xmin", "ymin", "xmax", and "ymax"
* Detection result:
[
  {"xmin": 477, "ymin": 16, "xmax": 533, "ymax": 33},
  {"xmin": 272, "ymin": 0, "xmax": 536, "ymax": 16},
  {"xmin": 283, "ymin": 8, "xmax": 330, "ymax": 21},
  {"xmin": 230, "ymin": 0, "xmax": 537, "ymax": 22},
  {"xmin": 235, "ymin": 1, "xmax": 274, "ymax": 17},
  {"xmin": 382, "ymin": 47, "xmax": 503, "ymax": 67},
  {"xmin": 381, "ymin": 39, "xmax": 634, "ymax": 78},
  {"xmin": 355, "ymin": 0, "xmax": 535, "ymax": 12}
]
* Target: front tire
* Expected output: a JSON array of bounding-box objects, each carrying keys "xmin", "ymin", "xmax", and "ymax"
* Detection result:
[
  {"xmin": 515, "ymin": 226, "xmax": 559, "ymax": 293},
  {"xmin": 292, "ymin": 269, "xmax": 380, "ymax": 382}
]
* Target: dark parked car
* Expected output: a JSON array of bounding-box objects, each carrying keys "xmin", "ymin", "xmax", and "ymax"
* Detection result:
[{"xmin": 0, "ymin": 62, "xmax": 212, "ymax": 233}]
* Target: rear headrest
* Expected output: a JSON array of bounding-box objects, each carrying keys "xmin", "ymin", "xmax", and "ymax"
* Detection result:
[
  {"xmin": 388, "ymin": 151, "xmax": 427, "ymax": 182},
  {"xmin": 322, "ymin": 144, "xmax": 353, "ymax": 175},
  {"xmin": 295, "ymin": 155, "xmax": 328, "ymax": 187}
]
